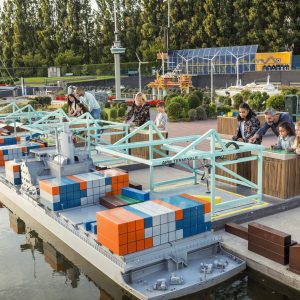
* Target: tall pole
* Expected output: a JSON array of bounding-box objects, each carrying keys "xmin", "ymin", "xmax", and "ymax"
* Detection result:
[
  {"xmin": 202, "ymin": 51, "xmax": 219, "ymax": 103},
  {"xmin": 167, "ymin": 0, "xmax": 170, "ymax": 53},
  {"xmin": 138, "ymin": 61, "xmax": 142, "ymax": 92},
  {"xmin": 111, "ymin": 0, "xmax": 126, "ymax": 100},
  {"xmin": 113, "ymin": 1, "xmax": 120, "ymax": 99},
  {"xmin": 211, "ymin": 61, "xmax": 214, "ymax": 103}
]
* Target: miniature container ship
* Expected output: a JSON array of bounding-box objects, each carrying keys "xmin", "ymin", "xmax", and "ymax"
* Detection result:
[{"xmin": 0, "ymin": 124, "xmax": 245, "ymax": 299}]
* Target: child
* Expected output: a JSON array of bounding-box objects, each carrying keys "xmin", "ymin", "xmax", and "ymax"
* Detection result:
[
  {"xmin": 287, "ymin": 120, "xmax": 300, "ymax": 154},
  {"xmin": 155, "ymin": 102, "xmax": 168, "ymax": 131},
  {"xmin": 232, "ymin": 102, "xmax": 261, "ymax": 143},
  {"xmin": 76, "ymin": 103, "xmax": 88, "ymax": 116},
  {"xmin": 271, "ymin": 121, "xmax": 295, "ymax": 150}
]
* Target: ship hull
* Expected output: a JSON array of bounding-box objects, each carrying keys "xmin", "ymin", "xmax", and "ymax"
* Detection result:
[{"xmin": 0, "ymin": 179, "xmax": 246, "ymax": 300}]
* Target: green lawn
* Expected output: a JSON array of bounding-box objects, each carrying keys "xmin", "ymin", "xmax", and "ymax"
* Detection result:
[{"xmin": 16, "ymin": 75, "xmax": 115, "ymax": 86}]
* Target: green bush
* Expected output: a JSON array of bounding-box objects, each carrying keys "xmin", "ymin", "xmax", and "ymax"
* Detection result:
[
  {"xmin": 104, "ymin": 102, "xmax": 111, "ymax": 109},
  {"xmin": 101, "ymin": 110, "xmax": 108, "ymax": 120},
  {"xmin": 117, "ymin": 107, "xmax": 126, "ymax": 118},
  {"xmin": 207, "ymin": 103, "xmax": 217, "ymax": 118},
  {"xmin": 232, "ymin": 94, "xmax": 244, "ymax": 109},
  {"xmin": 192, "ymin": 90, "xmax": 204, "ymax": 102},
  {"xmin": 218, "ymin": 96, "xmax": 231, "ymax": 106},
  {"xmin": 33, "ymin": 96, "xmax": 52, "ymax": 106},
  {"xmin": 187, "ymin": 93, "xmax": 201, "ymax": 109},
  {"xmin": 169, "ymin": 96, "xmax": 188, "ymax": 110},
  {"xmin": 165, "ymin": 92, "xmax": 180, "ymax": 105},
  {"xmin": 196, "ymin": 106, "xmax": 208, "ymax": 120},
  {"xmin": 248, "ymin": 92, "xmax": 268, "ymax": 112},
  {"xmin": 167, "ymin": 102, "xmax": 183, "ymax": 120},
  {"xmin": 266, "ymin": 94, "xmax": 285, "ymax": 111},
  {"xmin": 28, "ymin": 100, "xmax": 39, "ymax": 109},
  {"xmin": 217, "ymin": 105, "xmax": 231, "ymax": 115},
  {"xmin": 188, "ymin": 109, "xmax": 197, "ymax": 121},
  {"xmin": 120, "ymin": 104, "xmax": 127, "ymax": 110},
  {"xmin": 280, "ymin": 86, "xmax": 300, "ymax": 95},
  {"xmin": 240, "ymin": 90, "xmax": 252, "ymax": 101},
  {"xmin": 110, "ymin": 108, "xmax": 118, "ymax": 120},
  {"xmin": 202, "ymin": 96, "xmax": 211, "ymax": 105},
  {"xmin": 61, "ymin": 103, "xmax": 68, "ymax": 113}
]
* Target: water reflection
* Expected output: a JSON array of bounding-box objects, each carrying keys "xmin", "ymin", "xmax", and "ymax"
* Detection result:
[{"xmin": 1, "ymin": 202, "xmax": 300, "ymax": 300}]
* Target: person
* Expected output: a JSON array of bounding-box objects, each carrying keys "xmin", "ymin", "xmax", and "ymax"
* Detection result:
[
  {"xmin": 287, "ymin": 120, "xmax": 300, "ymax": 155},
  {"xmin": 67, "ymin": 94, "xmax": 80, "ymax": 117},
  {"xmin": 76, "ymin": 103, "xmax": 88, "ymax": 116},
  {"xmin": 125, "ymin": 92, "xmax": 150, "ymax": 126},
  {"xmin": 76, "ymin": 88, "xmax": 101, "ymax": 119},
  {"xmin": 155, "ymin": 102, "xmax": 168, "ymax": 131},
  {"xmin": 248, "ymin": 107, "xmax": 295, "ymax": 143},
  {"xmin": 271, "ymin": 121, "xmax": 295, "ymax": 150},
  {"xmin": 67, "ymin": 85, "xmax": 77, "ymax": 95},
  {"xmin": 232, "ymin": 102, "xmax": 261, "ymax": 143}
]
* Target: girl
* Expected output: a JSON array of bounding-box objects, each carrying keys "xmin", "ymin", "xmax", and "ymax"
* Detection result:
[
  {"xmin": 271, "ymin": 121, "xmax": 295, "ymax": 150},
  {"xmin": 76, "ymin": 103, "xmax": 88, "ymax": 116},
  {"xmin": 232, "ymin": 102, "xmax": 261, "ymax": 143},
  {"xmin": 287, "ymin": 120, "xmax": 300, "ymax": 154},
  {"xmin": 67, "ymin": 94, "xmax": 80, "ymax": 117},
  {"xmin": 125, "ymin": 92, "xmax": 150, "ymax": 126}
]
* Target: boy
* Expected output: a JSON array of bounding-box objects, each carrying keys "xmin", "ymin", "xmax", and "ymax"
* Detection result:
[{"xmin": 155, "ymin": 102, "xmax": 168, "ymax": 131}]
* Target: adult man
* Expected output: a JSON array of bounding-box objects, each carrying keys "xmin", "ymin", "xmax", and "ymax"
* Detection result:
[
  {"xmin": 76, "ymin": 88, "xmax": 101, "ymax": 119},
  {"xmin": 248, "ymin": 107, "xmax": 295, "ymax": 143}
]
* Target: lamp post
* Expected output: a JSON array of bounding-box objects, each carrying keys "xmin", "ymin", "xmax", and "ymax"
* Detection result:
[
  {"xmin": 202, "ymin": 51, "xmax": 220, "ymax": 103},
  {"xmin": 110, "ymin": 0, "xmax": 126, "ymax": 100},
  {"xmin": 177, "ymin": 54, "xmax": 196, "ymax": 75},
  {"xmin": 167, "ymin": 0, "xmax": 170, "ymax": 53},
  {"xmin": 226, "ymin": 50, "xmax": 248, "ymax": 86},
  {"xmin": 136, "ymin": 53, "xmax": 149, "ymax": 92}
]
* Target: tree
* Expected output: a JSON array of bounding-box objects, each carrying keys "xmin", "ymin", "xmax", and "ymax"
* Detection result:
[
  {"xmin": 12, "ymin": 0, "xmax": 27, "ymax": 67},
  {"xmin": 54, "ymin": 50, "xmax": 82, "ymax": 66},
  {"xmin": 0, "ymin": 0, "xmax": 15, "ymax": 68},
  {"xmin": 37, "ymin": 0, "xmax": 57, "ymax": 64}
]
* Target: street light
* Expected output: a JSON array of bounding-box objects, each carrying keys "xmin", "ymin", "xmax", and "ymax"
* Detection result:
[
  {"xmin": 177, "ymin": 54, "xmax": 196, "ymax": 75},
  {"xmin": 226, "ymin": 50, "xmax": 248, "ymax": 87},
  {"xmin": 136, "ymin": 53, "xmax": 149, "ymax": 92},
  {"xmin": 202, "ymin": 51, "xmax": 220, "ymax": 103},
  {"xmin": 110, "ymin": 0, "xmax": 126, "ymax": 100}
]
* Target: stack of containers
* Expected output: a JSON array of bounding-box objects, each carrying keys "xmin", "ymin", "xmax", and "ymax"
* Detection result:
[
  {"xmin": 5, "ymin": 161, "xmax": 22, "ymax": 185},
  {"xmin": 96, "ymin": 207, "xmax": 153, "ymax": 255},
  {"xmin": 0, "ymin": 142, "xmax": 44, "ymax": 166},
  {"xmin": 39, "ymin": 170, "xmax": 123, "ymax": 211},
  {"xmin": 96, "ymin": 193, "xmax": 212, "ymax": 256},
  {"xmin": 0, "ymin": 136, "xmax": 20, "ymax": 146},
  {"xmin": 99, "ymin": 169, "xmax": 129, "ymax": 195}
]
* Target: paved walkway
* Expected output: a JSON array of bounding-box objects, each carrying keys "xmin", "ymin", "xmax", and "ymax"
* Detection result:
[
  {"xmin": 166, "ymin": 119, "xmax": 274, "ymax": 148},
  {"xmin": 221, "ymin": 208, "xmax": 300, "ymax": 292}
]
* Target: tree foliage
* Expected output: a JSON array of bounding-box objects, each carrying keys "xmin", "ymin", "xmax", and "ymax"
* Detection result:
[{"xmin": 0, "ymin": 0, "xmax": 300, "ymax": 71}]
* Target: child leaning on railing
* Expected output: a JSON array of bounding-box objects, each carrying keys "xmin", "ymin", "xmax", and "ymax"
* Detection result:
[{"xmin": 286, "ymin": 121, "xmax": 300, "ymax": 155}]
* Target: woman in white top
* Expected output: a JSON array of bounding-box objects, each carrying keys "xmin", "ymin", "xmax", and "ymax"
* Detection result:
[{"xmin": 232, "ymin": 102, "xmax": 261, "ymax": 144}]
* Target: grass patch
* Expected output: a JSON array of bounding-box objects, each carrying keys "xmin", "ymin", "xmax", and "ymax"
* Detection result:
[{"xmin": 16, "ymin": 76, "xmax": 115, "ymax": 86}]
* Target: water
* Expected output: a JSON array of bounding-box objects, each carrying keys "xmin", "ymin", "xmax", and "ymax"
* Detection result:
[{"xmin": 1, "ymin": 201, "xmax": 300, "ymax": 300}]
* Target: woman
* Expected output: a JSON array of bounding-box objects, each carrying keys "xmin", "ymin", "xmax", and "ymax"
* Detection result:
[
  {"xmin": 125, "ymin": 92, "xmax": 150, "ymax": 126},
  {"xmin": 67, "ymin": 94, "xmax": 80, "ymax": 117},
  {"xmin": 232, "ymin": 102, "xmax": 261, "ymax": 143}
]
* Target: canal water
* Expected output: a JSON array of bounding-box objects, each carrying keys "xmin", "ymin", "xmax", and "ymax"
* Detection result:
[{"xmin": 1, "ymin": 201, "xmax": 300, "ymax": 300}]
